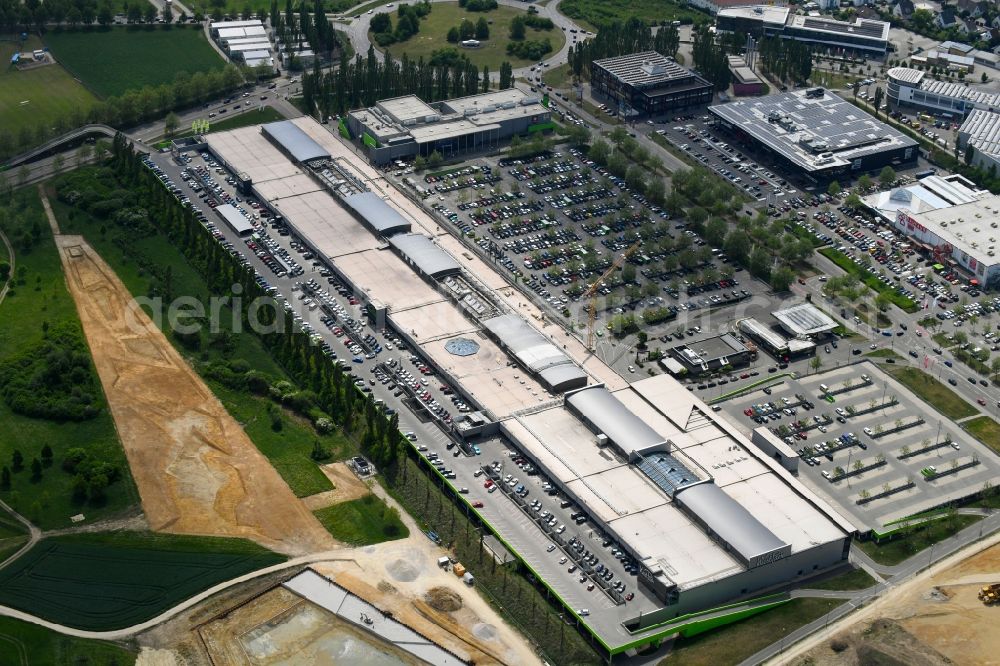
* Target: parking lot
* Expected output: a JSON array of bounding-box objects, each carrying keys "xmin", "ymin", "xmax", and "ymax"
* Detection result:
[{"xmin": 719, "ymin": 361, "xmax": 1000, "ymax": 531}]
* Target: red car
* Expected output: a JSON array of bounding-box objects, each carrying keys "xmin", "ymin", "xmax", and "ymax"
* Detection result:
[
  {"xmin": 744, "ymin": 408, "xmax": 754, "ymax": 416},
  {"xmin": 472, "ymin": 501, "xmax": 484, "ymax": 508},
  {"xmin": 978, "ymin": 398, "xmax": 987, "ymax": 406},
  {"xmin": 484, "ymin": 479, "xmax": 493, "ymax": 488}
]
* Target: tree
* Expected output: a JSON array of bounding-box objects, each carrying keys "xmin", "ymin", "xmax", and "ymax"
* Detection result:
[
  {"xmin": 428, "ymin": 150, "xmax": 443, "ymax": 169},
  {"xmin": 770, "ymin": 266, "xmax": 795, "ymax": 292},
  {"xmin": 827, "ymin": 180, "xmax": 841, "ymax": 197},
  {"xmin": 143, "ymin": 3, "xmax": 157, "ymax": 23},
  {"xmin": 413, "ymin": 155, "xmax": 426, "ymax": 171},
  {"xmin": 30, "ymin": 458, "xmax": 42, "ymax": 482},
  {"xmin": 475, "ymin": 17, "xmax": 489, "ymax": 40},
  {"xmin": 447, "ymin": 26, "xmax": 460, "ymax": 43},
  {"xmin": 164, "ymin": 112, "xmax": 180, "ymax": 138},
  {"xmin": 810, "ymin": 355, "xmax": 823, "ymax": 374},
  {"xmin": 857, "ymin": 173, "xmax": 872, "ymax": 192},
  {"xmin": 878, "ymin": 165, "xmax": 896, "ymax": 186},
  {"xmin": 509, "ymin": 15, "xmax": 525, "ymax": 40},
  {"xmin": 162, "ymin": 2, "xmax": 173, "ymax": 24},
  {"xmin": 41, "ymin": 444, "xmax": 53, "ymax": 467},
  {"xmin": 11, "ymin": 450, "xmax": 23, "ymax": 473}
]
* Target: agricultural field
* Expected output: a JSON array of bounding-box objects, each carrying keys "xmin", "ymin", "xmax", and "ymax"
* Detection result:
[
  {"xmin": 376, "ymin": 3, "xmax": 566, "ymax": 69},
  {"xmin": 0, "ymin": 36, "xmax": 96, "ymax": 145},
  {"xmin": 0, "ymin": 616, "xmax": 136, "ymax": 666},
  {"xmin": 558, "ymin": 0, "xmax": 708, "ymax": 32},
  {"xmin": 44, "ymin": 26, "xmax": 225, "ymax": 98},
  {"xmin": 0, "ymin": 188, "xmax": 138, "ymax": 530},
  {"xmin": 0, "ymin": 532, "xmax": 284, "ymax": 630},
  {"xmin": 312, "ymin": 494, "xmax": 409, "ymax": 545}
]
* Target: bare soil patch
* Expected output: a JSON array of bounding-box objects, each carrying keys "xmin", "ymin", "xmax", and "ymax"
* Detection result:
[
  {"xmin": 300, "ymin": 462, "xmax": 370, "ymax": 511},
  {"xmin": 56, "ymin": 237, "xmax": 334, "ymax": 556}
]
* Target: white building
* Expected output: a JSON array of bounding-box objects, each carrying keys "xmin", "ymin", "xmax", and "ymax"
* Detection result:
[
  {"xmin": 886, "ymin": 67, "xmax": 1000, "ymax": 118},
  {"xmin": 957, "ymin": 109, "xmax": 1000, "ymax": 175},
  {"xmin": 864, "ymin": 173, "xmax": 1000, "ymax": 287}
]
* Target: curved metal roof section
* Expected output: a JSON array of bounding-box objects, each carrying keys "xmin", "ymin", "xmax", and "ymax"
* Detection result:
[
  {"xmin": 673, "ymin": 482, "xmax": 789, "ymax": 567},
  {"xmin": 482, "ymin": 314, "xmax": 587, "ymax": 392},
  {"xmin": 261, "ymin": 120, "xmax": 329, "ymax": 163},
  {"xmin": 565, "ymin": 386, "xmax": 665, "ymax": 453},
  {"xmin": 340, "ymin": 191, "xmax": 412, "ymax": 236},
  {"xmin": 387, "ymin": 234, "xmax": 461, "ymax": 279}
]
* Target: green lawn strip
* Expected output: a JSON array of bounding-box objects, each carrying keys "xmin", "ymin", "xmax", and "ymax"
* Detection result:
[
  {"xmin": 377, "ymin": 3, "xmax": 566, "ymax": 70},
  {"xmin": 0, "ymin": 531, "xmax": 284, "ymax": 630},
  {"xmin": 883, "ymin": 366, "xmax": 977, "ymax": 420},
  {"xmin": 210, "ymin": 382, "xmax": 339, "ymax": 497},
  {"xmin": 44, "ymin": 26, "xmax": 225, "ymax": 98},
  {"xmin": 48, "ymin": 182, "xmax": 339, "ymax": 496},
  {"xmin": 0, "ymin": 616, "xmax": 136, "ymax": 666},
  {"xmin": 313, "ymin": 494, "xmax": 409, "ymax": 545},
  {"xmin": 866, "ymin": 348, "xmax": 902, "ymax": 358},
  {"xmin": 177, "ymin": 106, "xmax": 287, "ymax": 138},
  {"xmin": 856, "ymin": 514, "xmax": 983, "ymax": 566},
  {"xmin": 0, "ymin": 508, "xmax": 27, "ymax": 540},
  {"xmin": 541, "ymin": 62, "xmax": 573, "ymax": 89},
  {"xmin": 658, "ymin": 598, "xmax": 842, "ymax": 666},
  {"xmin": 0, "ymin": 188, "xmax": 139, "ymax": 530},
  {"xmin": 0, "ymin": 39, "xmax": 97, "ymax": 142},
  {"xmin": 817, "ymin": 248, "xmax": 918, "ymax": 313},
  {"xmin": 931, "ymin": 332, "xmax": 955, "ymax": 348},
  {"xmin": 802, "ymin": 567, "xmax": 876, "ymax": 591},
  {"xmin": 558, "ymin": 0, "xmax": 709, "ymax": 32},
  {"xmin": 962, "ymin": 416, "xmax": 1000, "ymax": 456}
]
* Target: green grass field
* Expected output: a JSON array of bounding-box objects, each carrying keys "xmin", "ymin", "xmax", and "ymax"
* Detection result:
[
  {"xmin": 44, "ymin": 26, "xmax": 225, "ymax": 98},
  {"xmin": 963, "ymin": 415, "xmax": 1000, "ymax": 455},
  {"xmin": 0, "ymin": 36, "xmax": 97, "ymax": 143},
  {"xmin": 313, "ymin": 494, "xmax": 409, "ymax": 545},
  {"xmin": 0, "ymin": 531, "xmax": 283, "ymax": 630},
  {"xmin": 658, "ymin": 598, "xmax": 841, "ymax": 666},
  {"xmin": 377, "ymin": 3, "xmax": 566, "ymax": 69},
  {"xmin": 0, "ymin": 507, "xmax": 29, "ymax": 566},
  {"xmin": 0, "ymin": 188, "xmax": 139, "ymax": 530},
  {"xmin": 866, "ymin": 348, "xmax": 902, "ymax": 359},
  {"xmin": 558, "ymin": 0, "xmax": 709, "ymax": 32},
  {"xmin": 50, "ymin": 172, "xmax": 349, "ymax": 499},
  {"xmin": 541, "ymin": 62, "xmax": 573, "ymax": 89},
  {"xmin": 804, "ymin": 567, "xmax": 876, "ymax": 591},
  {"xmin": 883, "ymin": 366, "xmax": 977, "ymax": 420},
  {"xmin": 0, "ymin": 616, "xmax": 136, "ymax": 666},
  {"xmin": 180, "ymin": 105, "xmax": 286, "ymax": 137},
  {"xmin": 857, "ymin": 515, "xmax": 982, "ymax": 566}
]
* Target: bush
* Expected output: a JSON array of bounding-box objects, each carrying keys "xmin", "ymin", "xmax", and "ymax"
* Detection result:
[
  {"xmin": 460, "ymin": 0, "xmax": 497, "ymax": 10},
  {"xmin": 0, "ymin": 325, "xmax": 103, "ymax": 422},
  {"xmin": 506, "ymin": 38, "xmax": 552, "ymax": 60}
]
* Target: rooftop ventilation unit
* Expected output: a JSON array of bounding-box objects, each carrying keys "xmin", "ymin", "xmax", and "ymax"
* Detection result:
[{"xmin": 640, "ymin": 60, "xmax": 666, "ymax": 76}]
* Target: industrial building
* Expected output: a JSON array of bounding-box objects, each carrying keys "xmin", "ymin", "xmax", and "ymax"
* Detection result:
[
  {"xmin": 668, "ymin": 333, "xmax": 752, "ymax": 374},
  {"xmin": 209, "ymin": 19, "xmax": 273, "ymax": 68},
  {"xmin": 958, "ymin": 109, "xmax": 1000, "ymax": 174},
  {"xmin": 709, "ymin": 89, "xmax": 918, "ymax": 181},
  {"xmin": 772, "ymin": 303, "xmax": 837, "ymax": 338},
  {"xmin": 886, "ymin": 67, "xmax": 1000, "ymax": 118},
  {"xmin": 687, "ymin": 0, "xmax": 786, "ymax": 14},
  {"xmin": 589, "ymin": 51, "xmax": 714, "ymax": 117},
  {"xmin": 346, "ymin": 89, "xmax": 552, "ymax": 165},
  {"xmin": 716, "ymin": 6, "xmax": 890, "ymax": 58},
  {"xmin": 204, "ymin": 115, "xmax": 853, "ymax": 656},
  {"xmin": 728, "ymin": 56, "xmax": 766, "ymax": 96},
  {"xmin": 864, "ymin": 173, "xmax": 1000, "ymax": 287}
]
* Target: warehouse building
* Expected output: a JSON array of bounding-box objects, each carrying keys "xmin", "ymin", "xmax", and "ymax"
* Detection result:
[
  {"xmin": 957, "ymin": 109, "xmax": 1000, "ymax": 174},
  {"xmin": 717, "ymin": 6, "xmax": 890, "ymax": 58},
  {"xmin": 204, "ymin": 115, "xmax": 854, "ymax": 656},
  {"xmin": 347, "ymin": 89, "xmax": 552, "ymax": 165},
  {"xmin": 209, "ymin": 19, "xmax": 274, "ymax": 69},
  {"xmin": 589, "ymin": 51, "xmax": 714, "ymax": 117},
  {"xmin": 709, "ymin": 88, "xmax": 918, "ymax": 182},
  {"xmin": 887, "ymin": 67, "xmax": 1000, "ymax": 118}
]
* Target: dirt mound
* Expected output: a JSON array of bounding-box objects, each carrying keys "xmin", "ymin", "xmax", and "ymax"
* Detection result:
[
  {"xmin": 387, "ymin": 558, "xmax": 420, "ymax": 582},
  {"xmin": 425, "ymin": 587, "xmax": 463, "ymax": 612},
  {"xmin": 378, "ymin": 580, "xmax": 398, "ymax": 595}
]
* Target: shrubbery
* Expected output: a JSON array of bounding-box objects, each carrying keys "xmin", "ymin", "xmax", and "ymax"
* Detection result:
[
  {"xmin": 458, "ymin": 0, "xmax": 498, "ymax": 11},
  {"xmin": 506, "ymin": 38, "xmax": 552, "ymax": 60},
  {"xmin": 0, "ymin": 325, "xmax": 103, "ymax": 422}
]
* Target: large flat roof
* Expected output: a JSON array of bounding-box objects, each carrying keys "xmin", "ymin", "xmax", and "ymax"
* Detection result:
[
  {"xmin": 717, "ymin": 5, "xmax": 790, "ymax": 24},
  {"xmin": 904, "ymin": 196, "xmax": 1000, "ymax": 266},
  {"xmin": 786, "ymin": 14, "xmax": 889, "ymax": 42},
  {"xmin": 215, "ymin": 203, "xmax": 253, "ymax": 234},
  {"xmin": 864, "ymin": 173, "xmax": 986, "ymax": 218},
  {"xmin": 772, "ymin": 303, "xmax": 837, "ymax": 336},
  {"xmin": 593, "ymin": 51, "xmax": 698, "ymax": 88},
  {"xmin": 261, "ymin": 120, "xmax": 330, "ymax": 164},
  {"xmin": 709, "ymin": 89, "xmax": 917, "ymax": 172}
]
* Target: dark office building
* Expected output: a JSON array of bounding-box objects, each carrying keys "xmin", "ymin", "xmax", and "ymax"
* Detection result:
[{"xmin": 590, "ymin": 51, "xmax": 714, "ymax": 116}]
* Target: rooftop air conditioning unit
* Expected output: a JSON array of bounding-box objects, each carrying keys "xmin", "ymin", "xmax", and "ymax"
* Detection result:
[{"xmin": 596, "ymin": 434, "xmax": 609, "ymax": 447}]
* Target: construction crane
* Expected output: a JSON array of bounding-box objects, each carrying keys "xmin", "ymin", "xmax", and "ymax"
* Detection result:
[{"xmin": 582, "ymin": 240, "xmax": 641, "ymax": 350}]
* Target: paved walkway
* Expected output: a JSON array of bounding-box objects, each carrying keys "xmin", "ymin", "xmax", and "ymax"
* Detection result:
[
  {"xmin": 38, "ymin": 185, "xmax": 61, "ymax": 237},
  {"xmin": 0, "ymin": 228, "xmax": 14, "ymax": 307}
]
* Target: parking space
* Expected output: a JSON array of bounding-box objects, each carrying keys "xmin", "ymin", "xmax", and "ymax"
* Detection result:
[{"xmin": 719, "ymin": 362, "xmax": 1000, "ymax": 531}]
